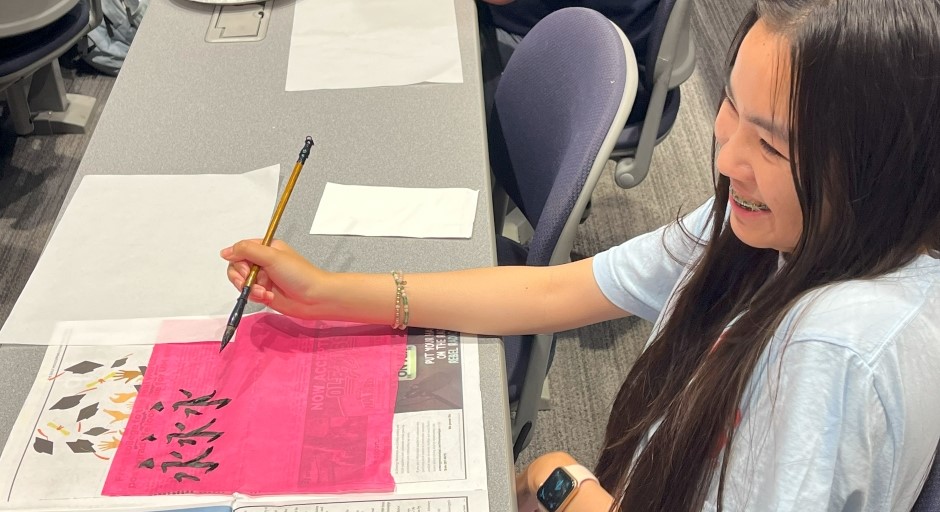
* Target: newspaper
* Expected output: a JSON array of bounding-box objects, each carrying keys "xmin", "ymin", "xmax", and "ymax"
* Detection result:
[{"xmin": 0, "ymin": 329, "xmax": 489, "ymax": 510}]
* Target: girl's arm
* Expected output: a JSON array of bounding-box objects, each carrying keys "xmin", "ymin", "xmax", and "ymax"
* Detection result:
[{"xmin": 222, "ymin": 240, "xmax": 629, "ymax": 335}]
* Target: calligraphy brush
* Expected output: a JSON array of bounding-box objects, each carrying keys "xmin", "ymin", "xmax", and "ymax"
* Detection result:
[{"xmin": 220, "ymin": 136, "xmax": 315, "ymax": 352}]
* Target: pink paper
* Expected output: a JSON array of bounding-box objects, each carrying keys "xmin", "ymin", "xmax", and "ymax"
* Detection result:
[{"xmin": 103, "ymin": 313, "xmax": 404, "ymax": 496}]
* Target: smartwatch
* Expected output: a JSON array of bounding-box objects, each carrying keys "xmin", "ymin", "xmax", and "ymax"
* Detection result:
[{"xmin": 536, "ymin": 464, "xmax": 598, "ymax": 512}]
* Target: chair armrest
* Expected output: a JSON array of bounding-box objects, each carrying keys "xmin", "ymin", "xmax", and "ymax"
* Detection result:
[
  {"xmin": 614, "ymin": 68, "xmax": 670, "ymax": 189},
  {"xmin": 86, "ymin": 0, "xmax": 103, "ymax": 32},
  {"xmin": 666, "ymin": 0, "xmax": 696, "ymax": 88}
]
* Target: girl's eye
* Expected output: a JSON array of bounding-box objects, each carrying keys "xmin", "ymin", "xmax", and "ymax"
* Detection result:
[
  {"xmin": 759, "ymin": 139, "xmax": 784, "ymax": 159},
  {"xmin": 723, "ymin": 97, "xmax": 737, "ymax": 113}
]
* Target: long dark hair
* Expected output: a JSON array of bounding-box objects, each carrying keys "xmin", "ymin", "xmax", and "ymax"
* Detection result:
[{"xmin": 594, "ymin": 0, "xmax": 940, "ymax": 510}]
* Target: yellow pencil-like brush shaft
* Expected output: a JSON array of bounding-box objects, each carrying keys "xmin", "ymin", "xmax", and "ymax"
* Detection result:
[
  {"xmin": 244, "ymin": 156, "xmax": 306, "ymax": 289},
  {"xmin": 221, "ymin": 136, "xmax": 313, "ymax": 351}
]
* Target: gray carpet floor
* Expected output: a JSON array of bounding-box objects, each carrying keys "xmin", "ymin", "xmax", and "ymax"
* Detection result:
[{"xmin": 0, "ymin": 0, "xmax": 752, "ymax": 475}]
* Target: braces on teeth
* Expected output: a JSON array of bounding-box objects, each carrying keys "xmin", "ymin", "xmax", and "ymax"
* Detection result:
[{"xmin": 731, "ymin": 187, "xmax": 769, "ymax": 211}]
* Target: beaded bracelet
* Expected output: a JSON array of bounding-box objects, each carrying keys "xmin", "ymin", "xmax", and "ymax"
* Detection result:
[{"xmin": 392, "ymin": 271, "xmax": 410, "ymax": 330}]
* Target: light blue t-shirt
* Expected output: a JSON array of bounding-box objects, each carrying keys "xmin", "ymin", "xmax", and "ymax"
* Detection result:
[{"xmin": 592, "ymin": 197, "xmax": 940, "ymax": 511}]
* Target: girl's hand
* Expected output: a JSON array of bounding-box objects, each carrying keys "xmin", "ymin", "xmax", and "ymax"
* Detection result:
[{"xmin": 220, "ymin": 239, "xmax": 327, "ymax": 319}]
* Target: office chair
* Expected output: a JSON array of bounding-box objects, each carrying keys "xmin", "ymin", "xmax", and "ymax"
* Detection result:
[
  {"xmin": 913, "ymin": 443, "xmax": 940, "ymax": 511},
  {"xmin": 490, "ymin": 0, "xmax": 696, "ymax": 235},
  {"xmin": 611, "ymin": 0, "xmax": 696, "ymax": 188},
  {"xmin": 0, "ymin": 0, "xmax": 102, "ymax": 135},
  {"xmin": 487, "ymin": 7, "xmax": 638, "ymax": 459}
]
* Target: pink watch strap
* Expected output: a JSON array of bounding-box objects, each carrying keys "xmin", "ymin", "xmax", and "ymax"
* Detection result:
[{"xmin": 562, "ymin": 464, "xmax": 598, "ymax": 485}]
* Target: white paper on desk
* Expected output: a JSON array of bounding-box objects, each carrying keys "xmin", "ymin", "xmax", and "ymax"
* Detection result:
[
  {"xmin": 0, "ymin": 166, "xmax": 279, "ymax": 345},
  {"xmin": 49, "ymin": 315, "xmax": 230, "ymax": 346},
  {"xmin": 285, "ymin": 0, "xmax": 463, "ymax": 91},
  {"xmin": 310, "ymin": 183, "xmax": 478, "ymax": 238}
]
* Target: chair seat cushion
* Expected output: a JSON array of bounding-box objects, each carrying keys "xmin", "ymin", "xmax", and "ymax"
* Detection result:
[
  {"xmin": 0, "ymin": 1, "xmax": 89, "ymax": 78},
  {"xmin": 496, "ymin": 234, "xmax": 529, "ymax": 266}
]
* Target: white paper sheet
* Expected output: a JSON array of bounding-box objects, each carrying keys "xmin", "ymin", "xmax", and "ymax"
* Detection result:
[
  {"xmin": 285, "ymin": 0, "xmax": 463, "ymax": 91},
  {"xmin": 0, "ymin": 166, "xmax": 279, "ymax": 345},
  {"xmin": 310, "ymin": 183, "xmax": 478, "ymax": 239},
  {"xmin": 49, "ymin": 316, "xmax": 230, "ymax": 346}
]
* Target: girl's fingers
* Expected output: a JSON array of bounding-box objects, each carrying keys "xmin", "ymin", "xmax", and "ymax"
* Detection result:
[
  {"xmin": 233, "ymin": 261, "xmax": 252, "ymax": 277},
  {"xmin": 227, "ymin": 265, "xmax": 245, "ymax": 288},
  {"xmin": 249, "ymin": 284, "xmax": 273, "ymax": 304},
  {"xmin": 254, "ymin": 271, "xmax": 272, "ymax": 289},
  {"xmin": 220, "ymin": 239, "xmax": 266, "ymax": 261}
]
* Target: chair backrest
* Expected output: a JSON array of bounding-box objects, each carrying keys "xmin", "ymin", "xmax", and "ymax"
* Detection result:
[
  {"xmin": 0, "ymin": 0, "xmax": 80, "ymax": 38},
  {"xmin": 491, "ymin": 6, "xmax": 638, "ymax": 460},
  {"xmin": 1, "ymin": 0, "xmax": 101, "ymax": 88},
  {"xmin": 492, "ymin": 6, "xmax": 638, "ymax": 267},
  {"xmin": 913, "ymin": 444, "xmax": 940, "ymax": 511}
]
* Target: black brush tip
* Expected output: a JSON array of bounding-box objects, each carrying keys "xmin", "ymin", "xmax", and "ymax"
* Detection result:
[{"xmin": 220, "ymin": 325, "xmax": 237, "ymax": 352}]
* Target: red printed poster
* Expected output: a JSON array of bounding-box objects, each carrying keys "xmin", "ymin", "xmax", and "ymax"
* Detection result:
[{"xmin": 102, "ymin": 314, "xmax": 404, "ymax": 496}]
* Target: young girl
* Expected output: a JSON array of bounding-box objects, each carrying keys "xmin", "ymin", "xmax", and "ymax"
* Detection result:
[{"xmin": 221, "ymin": 0, "xmax": 940, "ymax": 509}]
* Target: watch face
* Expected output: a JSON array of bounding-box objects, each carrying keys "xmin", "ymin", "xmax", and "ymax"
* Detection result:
[{"xmin": 537, "ymin": 467, "xmax": 577, "ymax": 512}]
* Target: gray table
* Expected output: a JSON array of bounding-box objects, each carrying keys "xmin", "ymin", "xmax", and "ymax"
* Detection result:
[{"xmin": 0, "ymin": 0, "xmax": 515, "ymax": 508}]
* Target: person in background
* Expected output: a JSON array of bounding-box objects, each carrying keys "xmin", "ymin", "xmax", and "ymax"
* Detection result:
[
  {"xmin": 479, "ymin": 0, "xmax": 659, "ymax": 71},
  {"xmin": 222, "ymin": 0, "xmax": 940, "ymax": 509}
]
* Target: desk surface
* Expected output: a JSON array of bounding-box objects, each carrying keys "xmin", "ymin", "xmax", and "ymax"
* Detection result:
[{"xmin": 0, "ymin": 0, "xmax": 514, "ymax": 508}]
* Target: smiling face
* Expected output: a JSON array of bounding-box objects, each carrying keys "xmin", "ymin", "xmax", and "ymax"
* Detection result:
[{"xmin": 714, "ymin": 19, "xmax": 803, "ymax": 253}]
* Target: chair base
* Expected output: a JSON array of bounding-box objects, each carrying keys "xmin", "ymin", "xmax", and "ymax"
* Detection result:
[
  {"xmin": 29, "ymin": 93, "xmax": 96, "ymax": 135},
  {"xmin": 4, "ymin": 59, "xmax": 97, "ymax": 136}
]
